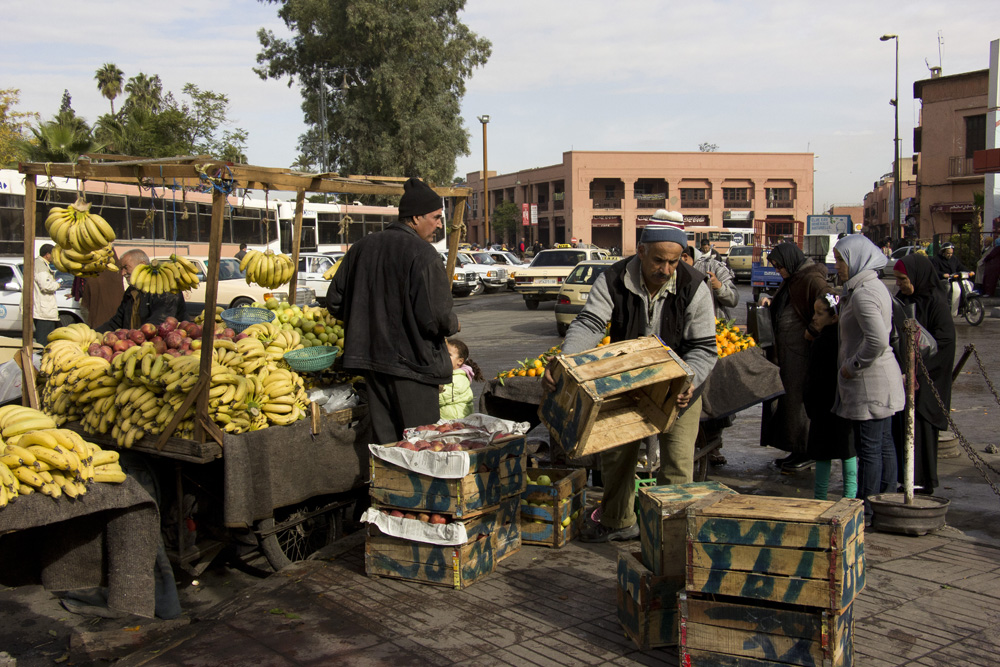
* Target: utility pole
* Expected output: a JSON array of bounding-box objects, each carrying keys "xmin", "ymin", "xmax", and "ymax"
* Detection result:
[{"xmin": 478, "ymin": 115, "xmax": 490, "ymax": 245}]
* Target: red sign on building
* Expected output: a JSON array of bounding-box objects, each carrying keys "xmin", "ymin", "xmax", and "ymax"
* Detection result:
[{"xmin": 522, "ymin": 203, "xmax": 530, "ymax": 226}]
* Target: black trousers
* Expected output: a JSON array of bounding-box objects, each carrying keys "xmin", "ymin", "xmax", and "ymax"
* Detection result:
[{"xmin": 363, "ymin": 370, "xmax": 441, "ymax": 445}]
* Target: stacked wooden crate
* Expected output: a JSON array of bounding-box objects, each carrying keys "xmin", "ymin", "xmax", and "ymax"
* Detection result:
[
  {"xmin": 617, "ymin": 481, "xmax": 736, "ymax": 649},
  {"xmin": 365, "ymin": 435, "xmax": 527, "ymax": 588},
  {"xmin": 520, "ymin": 467, "xmax": 587, "ymax": 548},
  {"xmin": 679, "ymin": 495, "xmax": 865, "ymax": 666}
]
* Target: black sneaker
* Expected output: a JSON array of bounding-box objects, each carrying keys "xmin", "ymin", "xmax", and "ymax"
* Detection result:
[
  {"xmin": 780, "ymin": 455, "xmax": 815, "ymax": 471},
  {"xmin": 580, "ymin": 521, "xmax": 640, "ymax": 543}
]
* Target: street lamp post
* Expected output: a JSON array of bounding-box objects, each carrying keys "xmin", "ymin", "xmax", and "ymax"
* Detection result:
[
  {"xmin": 478, "ymin": 115, "xmax": 490, "ymax": 245},
  {"xmin": 881, "ymin": 34, "xmax": 900, "ymax": 244}
]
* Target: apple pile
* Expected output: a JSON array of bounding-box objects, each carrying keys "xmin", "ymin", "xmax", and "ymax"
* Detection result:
[
  {"xmin": 85, "ymin": 316, "xmax": 255, "ymax": 361},
  {"xmin": 383, "ymin": 509, "xmax": 450, "ymax": 524},
  {"xmin": 390, "ymin": 437, "xmax": 489, "ymax": 452}
]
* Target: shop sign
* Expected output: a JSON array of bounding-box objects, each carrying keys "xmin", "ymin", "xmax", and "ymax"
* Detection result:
[
  {"xmin": 930, "ymin": 202, "xmax": 976, "ymax": 213},
  {"xmin": 530, "ymin": 204, "xmax": 538, "ymax": 225},
  {"xmin": 522, "ymin": 203, "xmax": 530, "ymax": 226},
  {"xmin": 683, "ymin": 215, "xmax": 708, "ymax": 224}
]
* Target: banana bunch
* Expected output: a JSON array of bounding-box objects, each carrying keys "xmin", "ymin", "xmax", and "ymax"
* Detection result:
[
  {"xmin": 46, "ymin": 322, "xmax": 102, "ymax": 349},
  {"xmin": 243, "ymin": 367, "xmax": 308, "ymax": 429},
  {"xmin": 242, "ymin": 321, "xmax": 303, "ymax": 363},
  {"xmin": 240, "ymin": 249, "xmax": 295, "ymax": 290},
  {"xmin": 44, "ymin": 199, "xmax": 116, "ymax": 254},
  {"xmin": 0, "ymin": 418, "xmax": 126, "ymax": 508},
  {"xmin": 39, "ymin": 354, "xmax": 113, "ymax": 425},
  {"xmin": 195, "ymin": 306, "xmax": 224, "ymax": 325},
  {"xmin": 52, "ymin": 244, "xmax": 118, "ymax": 278},
  {"xmin": 130, "ymin": 255, "xmax": 200, "ymax": 295}
]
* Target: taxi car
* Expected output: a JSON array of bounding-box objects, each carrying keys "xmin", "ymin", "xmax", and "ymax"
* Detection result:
[{"xmin": 554, "ymin": 259, "xmax": 615, "ymax": 336}]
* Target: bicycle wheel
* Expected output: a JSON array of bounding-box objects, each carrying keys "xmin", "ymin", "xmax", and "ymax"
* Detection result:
[
  {"xmin": 255, "ymin": 495, "xmax": 350, "ymax": 571},
  {"xmin": 964, "ymin": 297, "xmax": 985, "ymax": 326}
]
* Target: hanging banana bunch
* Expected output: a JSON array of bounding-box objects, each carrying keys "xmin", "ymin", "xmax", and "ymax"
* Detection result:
[
  {"xmin": 52, "ymin": 245, "xmax": 118, "ymax": 278},
  {"xmin": 44, "ymin": 198, "xmax": 116, "ymax": 254},
  {"xmin": 239, "ymin": 249, "xmax": 295, "ymax": 290},
  {"xmin": 130, "ymin": 255, "xmax": 201, "ymax": 295}
]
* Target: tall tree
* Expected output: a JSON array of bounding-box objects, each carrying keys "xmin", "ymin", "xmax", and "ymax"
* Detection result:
[
  {"xmin": 21, "ymin": 112, "xmax": 98, "ymax": 163},
  {"xmin": 0, "ymin": 88, "xmax": 39, "ymax": 166},
  {"xmin": 95, "ymin": 63, "xmax": 125, "ymax": 114},
  {"xmin": 255, "ymin": 0, "xmax": 490, "ymax": 185},
  {"xmin": 122, "ymin": 73, "xmax": 165, "ymax": 115},
  {"xmin": 59, "ymin": 90, "xmax": 73, "ymax": 115}
]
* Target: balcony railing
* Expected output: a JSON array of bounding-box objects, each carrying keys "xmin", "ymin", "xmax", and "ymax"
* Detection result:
[
  {"xmin": 681, "ymin": 200, "xmax": 710, "ymax": 209},
  {"xmin": 766, "ymin": 200, "xmax": 794, "ymax": 209},
  {"xmin": 949, "ymin": 156, "xmax": 977, "ymax": 178},
  {"xmin": 635, "ymin": 197, "xmax": 666, "ymax": 209},
  {"xmin": 724, "ymin": 199, "xmax": 752, "ymax": 209},
  {"xmin": 591, "ymin": 196, "xmax": 623, "ymax": 209},
  {"xmin": 554, "ymin": 200, "xmax": 564, "ymax": 210}
]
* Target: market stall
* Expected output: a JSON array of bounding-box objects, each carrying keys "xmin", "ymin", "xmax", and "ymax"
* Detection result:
[{"xmin": 9, "ymin": 156, "xmax": 471, "ymax": 572}]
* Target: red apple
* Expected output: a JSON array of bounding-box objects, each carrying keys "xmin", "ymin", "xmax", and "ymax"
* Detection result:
[
  {"xmin": 234, "ymin": 332, "xmax": 249, "ymax": 341},
  {"xmin": 88, "ymin": 343, "xmax": 103, "ymax": 356},
  {"xmin": 222, "ymin": 328, "xmax": 235, "ymax": 339},
  {"xmin": 416, "ymin": 513, "xmax": 430, "ymax": 522},
  {"xmin": 443, "ymin": 442, "xmax": 461, "ymax": 452},
  {"xmin": 397, "ymin": 441, "xmax": 419, "ymax": 451},
  {"xmin": 123, "ymin": 340, "xmax": 136, "ymax": 349},
  {"xmin": 403, "ymin": 513, "xmax": 417, "ymax": 520},
  {"xmin": 189, "ymin": 324, "xmax": 202, "ymax": 339},
  {"xmin": 114, "ymin": 328, "xmax": 129, "ymax": 340},
  {"xmin": 100, "ymin": 345, "xmax": 114, "ymax": 358},
  {"xmin": 113, "ymin": 340, "xmax": 130, "ymax": 353},
  {"xmin": 175, "ymin": 328, "xmax": 188, "ymax": 339},
  {"xmin": 389, "ymin": 510, "xmax": 404, "ymax": 518},
  {"xmin": 128, "ymin": 329, "xmax": 146, "ymax": 345},
  {"xmin": 162, "ymin": 316, "xmax": 179, "ymax": 332},
  {"xmin": 429, "ymin": 514, "xmax": 448, "ymax": 525},
  {"xmin": 140, "ymin": 323, "xmax": 157, "ymax": 338},
  {"xmin": 110, "ymin": 350, "xmax": 123, "ymax": 361},
  {"xmin": 102, "ymin": 332, "xmax": 119, "ymax": 347},
  {"xmin": 430, "ymin": 442, "xmax": 445, "ymax": 452},
  {"xmin": 152, "ymin": 339, "xmax": 167, "ymax": 355},
  {"xmin": 164, "ymin": 332, "xmax": 184, "ymax": 349}
]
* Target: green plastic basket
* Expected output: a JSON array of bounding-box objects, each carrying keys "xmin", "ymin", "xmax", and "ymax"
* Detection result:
[
  {"xmin": 283, "ymin": 346, "xmax": 340, "ymax": 372},
  {"xmin": 221, "ymin": 307, "xmax": 275, "ymax": 333}
]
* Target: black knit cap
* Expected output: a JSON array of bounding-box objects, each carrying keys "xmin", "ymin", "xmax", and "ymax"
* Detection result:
[{"xmin": 398, "ymin": 178, "xmax": 442, "ymax": 219}]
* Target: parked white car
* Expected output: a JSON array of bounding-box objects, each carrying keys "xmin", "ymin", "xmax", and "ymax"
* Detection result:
[
  {"xmin": 0, "ymin": 256, "xmax": 85, "ymax": 331},
  {"xmin": 297, "ymin": 252, "xmax": 343, "ymax": 304},
  {"xmin": 487, "ymin": 250, "xmax": 525, "ymax": 290},
  {"xmin": 459, "ymin": 251, "xmax": 508, "ymax": 293},
  {"xmin": 439, "ymin": 252, "xmax": 485, "ymax": 297}
]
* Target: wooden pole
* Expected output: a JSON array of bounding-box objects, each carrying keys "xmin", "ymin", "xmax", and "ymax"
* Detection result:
[
  {"xmin": 903, "ymin": 318, "xmax": 916, "ymax": 505},
  {"xmin": 287, "ymin": 189, "xmax": 305, "ymax": 306},
  {"xmin": 21, "ymin": 175, "xmax": 36, "ymax": 407},
  {"xmin": 446, "ymin": 198, "xmax": 466, "ymax": 285},
  {"xmin": 194, "ymin": 189, "xmax": 226, "ymax": 442}
]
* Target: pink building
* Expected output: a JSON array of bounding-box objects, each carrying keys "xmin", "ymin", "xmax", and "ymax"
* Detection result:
[
  {"xmin": 862, "ymin": 157, "xmax": 916, "ymax": 242},
  {"xmin": 465, "ymin": 151, "xmax": 814, "ymax": 254}
]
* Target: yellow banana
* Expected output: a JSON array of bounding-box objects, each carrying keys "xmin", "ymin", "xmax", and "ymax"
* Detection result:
[
  {"xmin": 12, "ymin": 465, "xmax": 46, "ymax": 488},
  {"xmin": 26, "ymin": 444, "xmax": 71, "ymax": 471},
  {"xmin": 94, "ymin": 467, "xmax": 127, "ymax": 484}
]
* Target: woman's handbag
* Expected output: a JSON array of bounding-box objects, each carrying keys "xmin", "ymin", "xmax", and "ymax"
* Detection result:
[
  {"xmin": 890, "ymin": 298, "xmax": 938, "ymax": 366},
  {"xmin": 746, "ymin": 303, "xmax": 775, "ymax": 348}
]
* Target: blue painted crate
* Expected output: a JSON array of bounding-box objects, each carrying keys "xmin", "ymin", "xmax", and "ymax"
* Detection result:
[
  {"xmin": 538, "ymin": 337, "xmax": 692, "ymax": 460},
  {"xmin": 617, "ymin": 549, "xmax": 683, "ymax": 650}
]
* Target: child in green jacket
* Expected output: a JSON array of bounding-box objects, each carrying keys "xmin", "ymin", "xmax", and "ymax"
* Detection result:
[{"xmin": 439, "ymin": 338, "xmax": 483, "ymax": 420}]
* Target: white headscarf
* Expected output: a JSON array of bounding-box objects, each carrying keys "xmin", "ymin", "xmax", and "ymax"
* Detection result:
[{"xmin": 834, "ymin": 234, "xmax": 884, "ymax": 279}]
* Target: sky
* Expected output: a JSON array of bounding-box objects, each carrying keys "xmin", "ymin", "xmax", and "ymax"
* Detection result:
[{"xmin": 2, "ymin": 1, "xmax": 998, "ymax": 212}]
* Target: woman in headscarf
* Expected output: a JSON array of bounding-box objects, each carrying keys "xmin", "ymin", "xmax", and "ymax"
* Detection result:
[
  {"xmin": 833, "ymin": 235, "xmax": 905, "ymax": 523},
  {"xmin": 892, "ymin": 253, "xmax": 956, "ymax": 494},
  {"xmin": 758, "ymin": 242, "xmax": 830, "ymax": 470}
]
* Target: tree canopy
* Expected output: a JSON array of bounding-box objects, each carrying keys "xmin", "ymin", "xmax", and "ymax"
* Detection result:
[
  {"xmin": 255, "ymin": 0, "xmax": 490, "ymax": 185},
  {"xmin": 0, "ymin": 89, "xmax": 39, "ymax": 166}
]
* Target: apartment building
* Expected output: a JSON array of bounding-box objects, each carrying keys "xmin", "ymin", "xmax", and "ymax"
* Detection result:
[
  {"xmin": 912, "ymin": 68, "xmax": 989, "ymax": 238},
  {"xmin": 862, "ymin": 157, "xmax": 917, "ymax": 242},
  {"xmin": 464, "ymin": 151, "xmax": 814, "ymax": 255}
]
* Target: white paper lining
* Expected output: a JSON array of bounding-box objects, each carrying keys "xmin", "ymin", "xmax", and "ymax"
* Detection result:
[{"xmin": 360, "ymin": 507, "xmax": 469, "ymax": 545}]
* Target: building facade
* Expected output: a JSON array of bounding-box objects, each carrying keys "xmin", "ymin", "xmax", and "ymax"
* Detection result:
[
  {"xmin": 465, "ymin": 151, "xmax": 814, "ymax": 255},
  {"xmin": 861, "ymin": 157, "xmax": 917, "ymax": 242},
  {"xmin": 912, "ymin": 69, "xmax": 989, "ymax": 239}
]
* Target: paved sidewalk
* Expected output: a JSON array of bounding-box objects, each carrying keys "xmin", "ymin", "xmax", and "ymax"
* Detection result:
[{"xmin": 112, "ymin": 522, "xmax": 1000, "ymax": 667}]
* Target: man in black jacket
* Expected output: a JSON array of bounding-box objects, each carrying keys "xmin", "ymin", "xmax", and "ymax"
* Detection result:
[
  {"xmin": 97, "ymin": 249, "xmax": 187, "ymax": 333},
  {"xmin": 931, "ymin": 243, "xmax": 972, "ymax": 317},
  {"xmin": 327, "ymin": 178, "xmax": 460, "ymax": 444}
]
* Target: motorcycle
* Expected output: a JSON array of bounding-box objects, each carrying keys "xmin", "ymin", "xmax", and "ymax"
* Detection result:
[{"xmin": 946, "ymin": 272, "xmax": 985, "ymax": 326}]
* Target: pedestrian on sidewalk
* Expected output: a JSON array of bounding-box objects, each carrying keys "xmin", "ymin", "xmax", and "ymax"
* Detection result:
[
  {"xmin": 833, "ymin": 235, "xmax": 905, "ymax": 522},
  {"xmin": 32, "ymin": 244, "xmax": 60, "ymax": 345},
  {"xmin": 758, "ymin": 242, "xmax": 829, "ymax": 471},
  {"xmin": 804, "ymin": 289, "xmax": 857, "ymax": 500},
  {"xmin": 891, "ymin": 253, "xmax": 956, "ymax": 495},
  {"xmin": 543, "ymin": 210, "xmax": 717, "ymax": 542}
]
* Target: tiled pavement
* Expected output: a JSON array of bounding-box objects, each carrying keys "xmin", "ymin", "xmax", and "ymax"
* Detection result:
[{"xmin": 115, "ymin": 525, "xmax": 1000, "ymax": 667}]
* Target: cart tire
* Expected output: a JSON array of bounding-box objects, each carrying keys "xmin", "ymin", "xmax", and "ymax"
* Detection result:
[
  {"xmin": 229, "ymin": 296, "xmax": 255, "ymax": 309},
  {"xmin": 255, "ymin": 495, "xmax": 346, "ymax": 571},
  {"xmin": 964, "ymin": 297, "xmax": 985, "ymax": 326},
  {"xmin": 556, "ymin": 322, "xmax": 568, "ymax": 337}
]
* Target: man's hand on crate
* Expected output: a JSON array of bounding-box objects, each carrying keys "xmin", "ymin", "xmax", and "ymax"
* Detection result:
[
  {"xmin": 542, "ymin": 366, "xmax": 556, "ymax": 393},
  {"xmin": 676, "ymin": 384, "xmax": 693, "ymax": 409}
]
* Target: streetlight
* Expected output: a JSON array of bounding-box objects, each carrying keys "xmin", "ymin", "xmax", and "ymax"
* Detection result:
[
  {"xmin": 880, "ymin": 33, "xmax": 900, "ymax": 244},
  {"xmin": 477, "ymin": 115, "xmax": 490, "ymax": 245}
]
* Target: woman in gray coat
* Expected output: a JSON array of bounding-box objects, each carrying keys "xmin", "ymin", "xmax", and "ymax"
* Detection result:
[{"xmin": 833, "ymin": 235, "xmax": 905, "ymax": 521}]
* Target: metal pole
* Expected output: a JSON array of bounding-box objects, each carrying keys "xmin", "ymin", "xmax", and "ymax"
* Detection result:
[
  {"xmin": 893, "ymin": 37, "xmax": 900, "ymax": 244},
  {"xmin": 482, "ymin": 120, "xmax": 490, "ymax": 245},
  {"xmin": 903, "ymin": 319, "xmax": 916, "ymax": 504}
]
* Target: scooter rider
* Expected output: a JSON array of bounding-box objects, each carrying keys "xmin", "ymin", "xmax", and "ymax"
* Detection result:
[{"xmin": 931, "ymin": 243, "xmax": 973, "ymax": 317}]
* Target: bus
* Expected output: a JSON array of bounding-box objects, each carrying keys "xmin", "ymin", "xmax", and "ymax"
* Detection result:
[
  {"xmin": 683, "ymin": 226, "xmax": 754, "ymax": 257},
  {"xmin": 0, "ymin": 169, "xmax": 400, "ymax": 258}
]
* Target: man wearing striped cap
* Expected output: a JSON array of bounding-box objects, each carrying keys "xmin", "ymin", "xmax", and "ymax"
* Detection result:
[{"xmin": 543, "ymin": 209, "xmax": 717, "ymax": 542}]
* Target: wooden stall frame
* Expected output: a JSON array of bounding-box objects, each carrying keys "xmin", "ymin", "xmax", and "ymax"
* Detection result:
[{"xmin": 18, "ymin": 156, "xmax": 471, "ymax": 447}]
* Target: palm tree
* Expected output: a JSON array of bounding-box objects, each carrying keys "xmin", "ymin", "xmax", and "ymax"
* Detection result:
[
  {"xmin": 21, "ymin": 112, "xmax": 98, "ymax": 162},
  {"xmin": 94, "ymin": 63, "xmax": 124, "ymax": 115},
  {"xmin": 123, "ymin": 73, "xmax": 163, "ymax": 114}
]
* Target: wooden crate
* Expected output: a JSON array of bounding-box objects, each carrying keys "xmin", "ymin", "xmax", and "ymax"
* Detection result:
[
  {"xmin": 365, "ymin": 511, "xmax": 498, "ymax": 589},
  {"xmin": 538, "ymin": 337, "xmax": 693, "ymax": 459},
  {"xmin": 638, "ymin": 481, "xmax": 737, "ymax": 577},
  {"xmin": 617, "ymin": 550, "xmax": 684, "ymax": 650},
  {"xmin": 685, "ymin": 496, "xmax": 865, "ymax": 611},
  {"xmin": 520, "ymin": 468, "xmax": 587, "ymax": 547},
  {"xmin": 679, "ymin": 592, "xmax": 855, "ymax": 666},
  {"xmin": 494, "ymin": 494, "xmax": 521, "ymax": 563},
  {"xmin": 369, "ymin": 436, "xmax": 526, "ymax": 517}
]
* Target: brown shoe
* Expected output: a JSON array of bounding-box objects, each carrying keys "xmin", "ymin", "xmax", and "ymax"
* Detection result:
[{"xmin": 709, "ymin": 452, "xmax": 727, "ymax": 466}]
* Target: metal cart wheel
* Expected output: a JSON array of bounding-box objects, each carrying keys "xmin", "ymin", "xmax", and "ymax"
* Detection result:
[{"xmin": 255, "ymin": 494, "xmax": 352, "ymax": 571}]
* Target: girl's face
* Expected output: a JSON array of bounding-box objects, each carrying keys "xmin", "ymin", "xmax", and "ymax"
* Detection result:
[
  {"xmin": 447, "ymin": 343, "xmax": 464, "ymax": 370},
  {"xmin": 893, "ymin": 270, "xmax": 914, "ymax": 295},
  {"xmin": 811, "ymin": 297, "xmax": 838, "ymax": 331}
]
